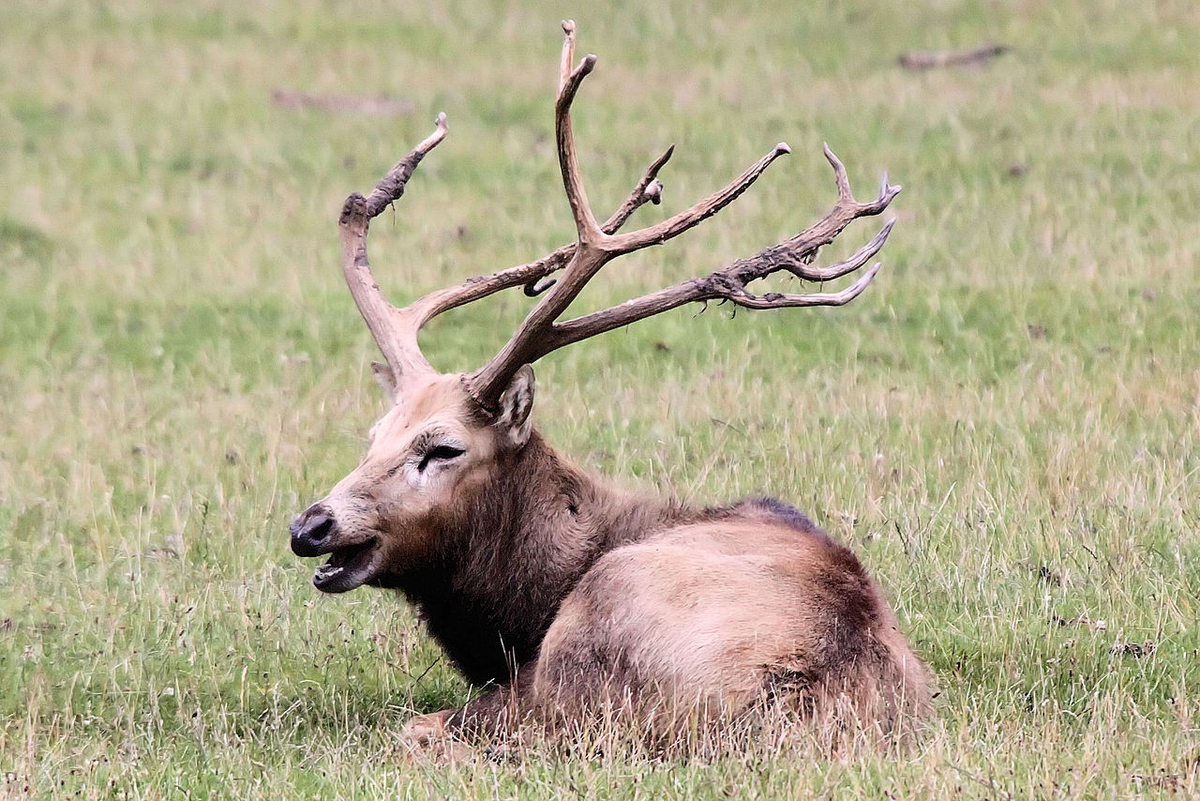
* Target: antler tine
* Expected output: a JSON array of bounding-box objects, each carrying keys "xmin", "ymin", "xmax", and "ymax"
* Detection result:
[
  {"xmin": 467, "ymin": 22, "xmax": 628, "ymax": 405},
  {"xmin": 824, "ymin": 141, "xmax": 854, "ymax": 202},
  {"xmin": 782, "ymin": 218, "xmax": 895, "ymax": 282},
  {"xmin": 602, "ymin": 142, "xmax": 792, "ymax": 255},
  {"xmin": 559, "ymin": 19, "xmax": 576, "ymax": 85},
  {"xmin": 557, "ymin": 20, "xmax": 603, "ymax": 246},
  {"xmin": 603, "ymin": 144, "xmax": 673, "ymax": 229},
  {"xmin": 340, "ymin": 113, "xmax": 448, "ymax": 382},
  {"xmin": 523, "ymin": 143, "xmax": 675, "ymax": 297},
  {"xmin": 726, "ymin": 262, "xmax": 883, "ymax": 309},
  {"xmin": 542, "ymin": 146, "xmax": 900, "ymax": 347},
  {"xmin": 362, "ymin": 113, "xmax": 449, "ymax": 217}
]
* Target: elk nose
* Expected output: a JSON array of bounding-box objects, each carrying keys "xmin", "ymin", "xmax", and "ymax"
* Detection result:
[{"xmin": 290, "ymin": 506, "xmax": 336, "ymax": 557}]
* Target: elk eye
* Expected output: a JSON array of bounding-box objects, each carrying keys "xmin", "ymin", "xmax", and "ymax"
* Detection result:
[{"xmin": 417, "ymin": 445, "xmax": 465, "ymax": 473}]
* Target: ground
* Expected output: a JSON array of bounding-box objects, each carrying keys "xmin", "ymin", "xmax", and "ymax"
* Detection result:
[{"xmin": 1, "ymin": 0, "xmax": 1198, "ymax": 797}]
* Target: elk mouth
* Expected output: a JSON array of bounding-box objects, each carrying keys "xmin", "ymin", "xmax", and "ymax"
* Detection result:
[{"xmin": 312, "ymin": 537, "xmax": 380, "ymax": 593}]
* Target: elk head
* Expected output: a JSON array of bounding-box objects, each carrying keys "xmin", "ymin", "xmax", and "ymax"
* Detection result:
[{"xmin": 290, "ymin": 21, "xmax": 901, "ymax": 593}]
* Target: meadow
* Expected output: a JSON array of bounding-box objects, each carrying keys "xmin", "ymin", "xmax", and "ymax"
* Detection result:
[{"xmin": 1, "ymin": 0, "xmax": 1198, "ymax": 797}]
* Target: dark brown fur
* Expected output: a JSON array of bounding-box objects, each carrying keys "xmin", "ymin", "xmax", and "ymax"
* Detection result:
[{"xmin": 371, "ymin": 432, "xmax": 690, "ymax": 685}]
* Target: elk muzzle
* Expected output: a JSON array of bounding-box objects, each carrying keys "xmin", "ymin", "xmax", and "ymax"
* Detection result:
[
  {"xmin": 290, "ymin": 504, "xmax": 337, "ymax": 557},
  {"xmin": 290, "ymin": 502, "xmax": 385, "ymax": 593}
]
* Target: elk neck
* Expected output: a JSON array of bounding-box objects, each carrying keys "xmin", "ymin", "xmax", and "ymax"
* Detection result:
[{"xmin": 380, "ymin": 429, "xmax": 693, "ymax": 685}]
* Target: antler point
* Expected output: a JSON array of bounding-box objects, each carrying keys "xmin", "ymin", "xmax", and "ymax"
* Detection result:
[
  {"xmin": 340, "ymin": 192, "xmax": 367, "ymax": 224},
  {"xmin": 644, "ymin": 179, "xmax": 664, "ymax": 205}
]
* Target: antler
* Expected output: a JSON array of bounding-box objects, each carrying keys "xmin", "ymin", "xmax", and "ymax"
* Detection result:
[
  {"xmin": 464, "ymin": 22, "xmax": 899, "ymax": 406},
  {"xmin": 339, "ymin": 21, "xmax": 899, "ymax": 407},
  {"xmin": 339, "ymin": 113, "xmax": 449, "ymax": 383},
  {"xmin": 338, "ymin": 113, "xmax": 671, "ymax": 392}
]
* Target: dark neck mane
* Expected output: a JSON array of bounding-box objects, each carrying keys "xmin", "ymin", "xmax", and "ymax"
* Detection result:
[{"xmin": 386, "ymin": 431, "xmax": 690, "ymax": 685}]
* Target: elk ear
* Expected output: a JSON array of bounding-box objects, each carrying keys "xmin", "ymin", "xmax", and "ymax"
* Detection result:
[
  {"xmin": 493, "ymin": 364, "xmax": 535, "ymax": 448},
  {"xmin": 371, "ymin": 362, "xmax": 398, "ymax": 404}
]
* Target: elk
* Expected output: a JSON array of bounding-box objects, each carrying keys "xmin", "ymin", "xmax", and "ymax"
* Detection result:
[{"xmin": 290, "ymin": 22, "xmax": 932, "ymax": 752}]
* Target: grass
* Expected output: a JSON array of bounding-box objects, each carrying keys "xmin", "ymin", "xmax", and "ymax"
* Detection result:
[{"xmin": 2, "ymin": 0, "xmax": 1198, "ymax": 796}]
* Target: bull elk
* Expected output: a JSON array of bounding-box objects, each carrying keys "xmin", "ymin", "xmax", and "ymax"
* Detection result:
[{"xmin": 290, "ymin": 22, "xmax": 932, "ymax": 752}]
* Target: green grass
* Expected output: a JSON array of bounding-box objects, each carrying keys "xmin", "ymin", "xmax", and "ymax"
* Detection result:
[{"xmin": 2, "ymin": 0, "xmax": 1198, "ymax": 796}]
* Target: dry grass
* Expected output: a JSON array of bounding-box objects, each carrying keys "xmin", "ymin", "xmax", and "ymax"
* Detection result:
[{"xmin": 1, "ymin": 0, "xmax": 1198, "ymax": 797}]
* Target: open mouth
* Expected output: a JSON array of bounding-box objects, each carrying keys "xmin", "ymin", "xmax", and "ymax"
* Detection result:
[{"xmin": 312, "ymin": 538, "xmax": 380, "ymax": 593}]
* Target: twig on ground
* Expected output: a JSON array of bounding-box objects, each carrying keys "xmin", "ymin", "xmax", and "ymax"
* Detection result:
[{"xmin": 898, "ymin": 44, "xmax": 1010, "ymax": 70}]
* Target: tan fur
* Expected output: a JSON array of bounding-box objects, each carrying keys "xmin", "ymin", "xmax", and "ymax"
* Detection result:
[
  {"xmin": 532, "ymin": 522, "xmax": 932, "ymax": 743},
  {"xmin": 310, "ymin": 375, "xmax": 503, "ymax": 581},
  {"xmin": 291, "ymin": 372, "xmax": 933, "ymax": 752}
]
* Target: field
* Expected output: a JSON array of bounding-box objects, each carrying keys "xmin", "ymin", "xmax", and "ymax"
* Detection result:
[{"xmin": 2, "ymin": 0, "xmax": 1198, "ymax": 797}]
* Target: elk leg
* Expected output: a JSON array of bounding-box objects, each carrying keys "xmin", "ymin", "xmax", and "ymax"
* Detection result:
[
  {"xmin": 447, "ymin": 661, "xmax": 539, "ymax": 740},
  {"xmin": 398, "ymin": 709, "xmax": 455, "ymax": 747},
  {"xmin": 398, "ymin": 661, "xmax": 539, "ymax": 759}
]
